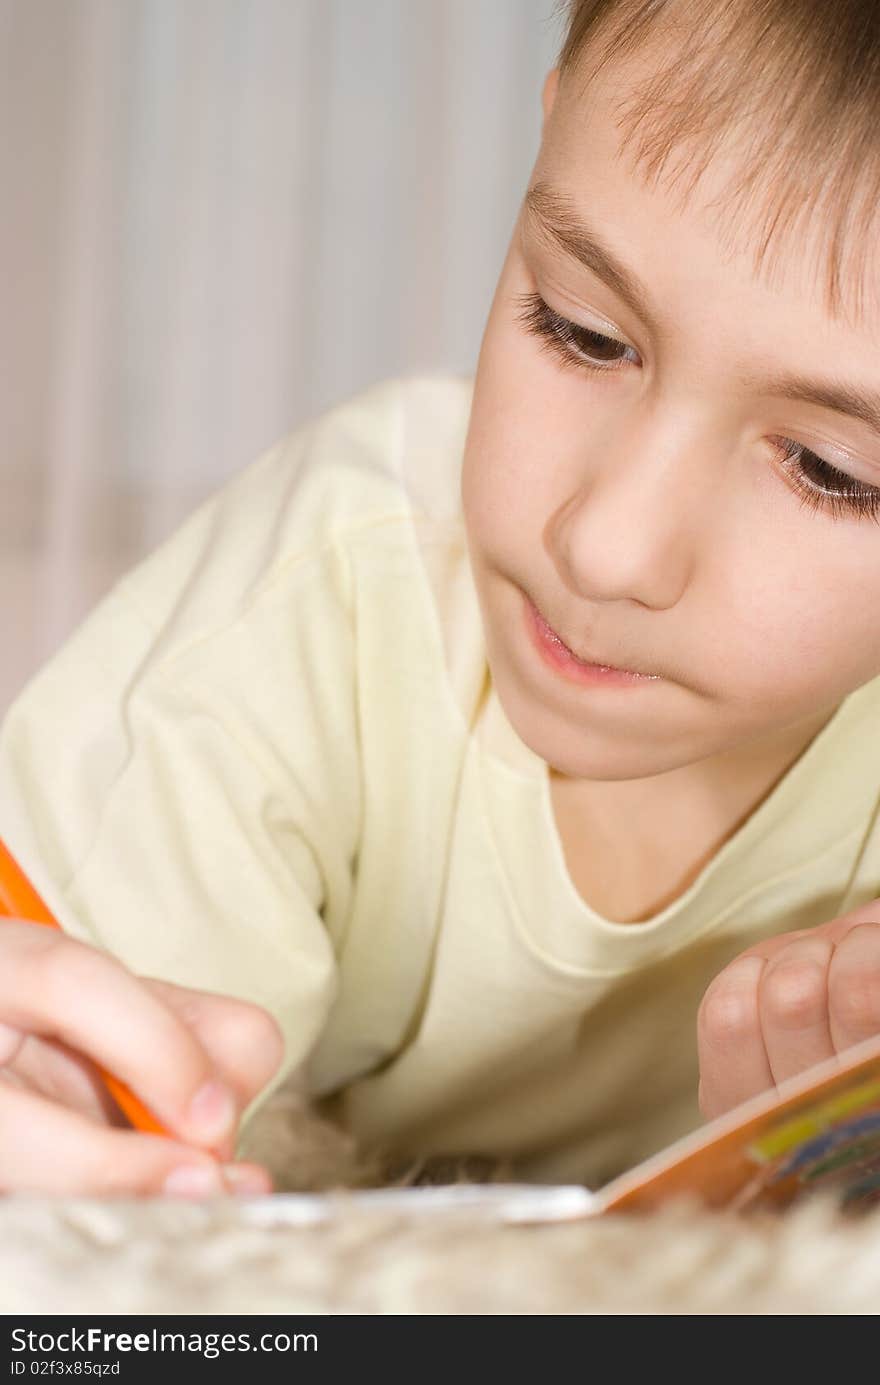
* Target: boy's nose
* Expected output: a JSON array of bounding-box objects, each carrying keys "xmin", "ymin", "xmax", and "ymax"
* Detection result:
[{"xmin": 546, "ymin": 411, "xmax": 711, "ymax": 611}]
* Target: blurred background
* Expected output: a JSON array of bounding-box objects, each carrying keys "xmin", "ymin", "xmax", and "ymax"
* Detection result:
[{"xmin": 1, "ymin": 0, "xmax": 563, "ymax": 713}]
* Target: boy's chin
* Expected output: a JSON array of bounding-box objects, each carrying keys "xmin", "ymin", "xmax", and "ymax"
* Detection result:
[{"xmin": 490, "ymin": 676, "xmax": 666, "ymax": 783}]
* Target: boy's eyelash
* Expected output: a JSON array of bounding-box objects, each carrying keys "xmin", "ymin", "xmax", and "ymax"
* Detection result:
[{"xmin": 512, "ymin": 289, "xmax": 880, "ymax": 526}]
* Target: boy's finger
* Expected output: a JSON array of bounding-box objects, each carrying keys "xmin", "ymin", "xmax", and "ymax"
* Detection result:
[
  {"xmin": 697, "ymin": 955, "xmax": 773, "ymax": 1119},
  {"xmin": 827, "ymin": 922, "xmax": 880, "ymax": 1054},
  {"xmin": 757, "ymin": 935, "xmax": 835, "ymax": 1085},
  {"xmin": 143, "ymin": 979, "xmax": 285, "ymax": 1105},
  {"xmin": 0, "ymin": 1079, "xmax": 272, "ymax": 1197},
  {"xmin": 0, "ymin": 921, "xmax": 240, "ymax": 1152}
]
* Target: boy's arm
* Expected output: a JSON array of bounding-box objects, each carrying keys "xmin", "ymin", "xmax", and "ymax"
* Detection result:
[
  {"xmin": 0, "ymin": 453, "xmax": 364, "ymax": 1136},
  {"xmin": 0, "ymin": 384, "xmax": 419, "ymax": 1194},
  {"xmin": 0, "ymin": 577, "xmax": 347, "ymax": 1130}
]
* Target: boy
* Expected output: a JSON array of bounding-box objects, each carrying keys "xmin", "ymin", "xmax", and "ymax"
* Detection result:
[{"xmin": 2, "ymin": 0, "xmax": 880, "ymax": 1197}]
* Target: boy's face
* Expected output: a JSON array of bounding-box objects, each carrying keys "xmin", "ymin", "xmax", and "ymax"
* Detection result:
[{"xmin": 461, "ymin": 54, "xmax": 880, "ymax": 786}]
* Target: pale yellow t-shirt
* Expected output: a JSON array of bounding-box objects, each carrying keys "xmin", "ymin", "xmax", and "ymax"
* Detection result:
[{"xmin": 4, "ymin": 371, "xmax": 880, "ymax": 1188}]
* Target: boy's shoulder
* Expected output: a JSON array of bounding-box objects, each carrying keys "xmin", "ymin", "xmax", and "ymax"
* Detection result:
[
  {"xmin": 112, "ymin": 371, "xmax": 477, "ymax": 642},
  {"xmin": 187, "ymin": 368, "xmax": 475, "ymax": 543},
  {"xmin": 283, "ymin": 369, "xmax": 476, "ymax": 527}
]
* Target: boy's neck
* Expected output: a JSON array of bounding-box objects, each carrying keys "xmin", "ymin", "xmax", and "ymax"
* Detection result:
[{"xmin": 548, "ymin": 703, "xmax": 839, "ymax": 923}]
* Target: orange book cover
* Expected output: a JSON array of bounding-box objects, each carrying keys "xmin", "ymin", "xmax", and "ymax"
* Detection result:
[{"xmin": 594, "ymin": 1031, "xmax": 880, "ymax": 1216}]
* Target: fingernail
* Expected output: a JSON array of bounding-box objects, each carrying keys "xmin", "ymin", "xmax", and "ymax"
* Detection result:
[
  {"xmin": 222, "ymin": 1164, "xmax": 271, "ymax": 1196},
  {"xmin": 162, "ymin": 1164, "xmax": 225, "ymax": 1198},
  {"xmin": 187, "ymin": 1080, "xmax": 237, "ymax": 1141}
]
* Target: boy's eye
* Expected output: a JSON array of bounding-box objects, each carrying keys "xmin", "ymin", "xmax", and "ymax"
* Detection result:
[
  {"xmin": 512, "ymin": 289, "xmax": 880, "ymax": 526},
  {"xmin": 513, "ymin": 291, "xmax": 638, "ymax": 372},
  {"xmin": 773, "ymin": 438, "xmax": 880, "ymax": 525}
]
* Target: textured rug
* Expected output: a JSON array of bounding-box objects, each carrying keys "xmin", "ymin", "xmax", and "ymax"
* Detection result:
[{"xmin": 3, "ymin": 1084, "xmax": 880, "ymax": 1315}]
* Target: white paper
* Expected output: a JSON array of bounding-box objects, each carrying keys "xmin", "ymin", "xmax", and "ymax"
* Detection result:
[{"xmin": 240, "ymin": 1183, "xmax": 598, "ymax": 1227}]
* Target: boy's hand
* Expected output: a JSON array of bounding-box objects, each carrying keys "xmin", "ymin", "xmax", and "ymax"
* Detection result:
[
  {"xmin": 0, "ymin": 920, "xmax": 285, "ymax": 1196},
  {"xmin": 697, "ymin": 904, "xmax": 880, "ymax": 1121}
]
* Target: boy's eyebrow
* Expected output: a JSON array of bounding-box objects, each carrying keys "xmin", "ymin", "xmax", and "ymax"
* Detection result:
[
  {"xmin": 524, "ymin": 179, "xmax": 880, "ymax": 443},
  {"xmin": 523, "ymin": 180, "xmax": 663, "ymax": 337},
  {"xmin": 738, "ymin": 371, "xmax": 880, "ymax": 444}
]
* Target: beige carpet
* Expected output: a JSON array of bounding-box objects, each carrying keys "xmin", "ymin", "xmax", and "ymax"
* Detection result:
[{"xmin": 3, "ymin": 1085, "xmax": 879, "ymax": 1315}]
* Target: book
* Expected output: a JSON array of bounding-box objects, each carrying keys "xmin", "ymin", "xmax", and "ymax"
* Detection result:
[
  {"xmin": 594, "ymin": 1028, "xmax": 880, "ymax": 1216},
  {"xmin": 244, "ymin": 1031, "xmax": 880, "ymax": 1226}
]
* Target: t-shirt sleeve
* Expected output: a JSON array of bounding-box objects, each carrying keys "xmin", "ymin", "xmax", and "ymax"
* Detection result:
[{"xmin": 0, "ymin": 409, "xmax": 379, "ymax": 1121}]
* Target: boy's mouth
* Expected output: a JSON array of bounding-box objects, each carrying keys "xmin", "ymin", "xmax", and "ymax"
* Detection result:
[{"xmin": 523, "ymin": 593, "xmax": 662, "ymax": 685}]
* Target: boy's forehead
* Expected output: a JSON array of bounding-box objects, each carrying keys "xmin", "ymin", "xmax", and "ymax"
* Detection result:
[{"xmin": 546, "ymin": 26, "xmax": 880, "ymax": 341}]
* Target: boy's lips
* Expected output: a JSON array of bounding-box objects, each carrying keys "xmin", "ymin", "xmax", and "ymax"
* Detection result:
[{"xmin": 523, "ymin": 593, "xmax": 662, "ymax": 682}]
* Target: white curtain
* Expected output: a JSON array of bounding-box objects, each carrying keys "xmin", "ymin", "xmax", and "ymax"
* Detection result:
[{"xmin": 0, "ymin": 0, "xmax": 563, "ymax": 713}]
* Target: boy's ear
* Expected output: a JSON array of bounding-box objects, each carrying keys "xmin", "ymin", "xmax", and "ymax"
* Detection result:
[{"xmin": 541, "ymin": 68, "xmax": 560, "ymax": 129}]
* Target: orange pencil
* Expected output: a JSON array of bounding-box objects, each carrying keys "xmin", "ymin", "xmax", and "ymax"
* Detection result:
[{"xmin": 0, "ymin": 836, "xmax": 168, "ymax": 1136}]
